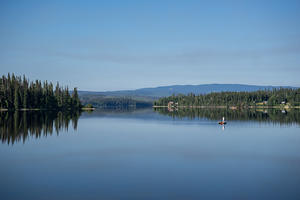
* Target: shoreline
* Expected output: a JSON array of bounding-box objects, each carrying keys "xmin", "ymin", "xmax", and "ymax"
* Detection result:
[
  {"xmin": 153, "ymin": 105, "xmax": 300, "ymax": 109},
  {"xmin": 81, "ymin": 107, "xmax": 96, "ymax": 111}
]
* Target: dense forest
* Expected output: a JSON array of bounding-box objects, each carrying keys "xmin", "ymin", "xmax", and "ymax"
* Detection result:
[
  {"xmin": 154, "ymin": 88, "xmax": 300, "ymax": 108},
  {"xmin": 0, "ymin": 74, "xmax": 82, "ymax": 111}
]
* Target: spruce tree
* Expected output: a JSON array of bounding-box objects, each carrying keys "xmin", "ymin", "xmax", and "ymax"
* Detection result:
[{"xmin": 14, "ymin": 85, "xmax": 19, "ymax": 110}]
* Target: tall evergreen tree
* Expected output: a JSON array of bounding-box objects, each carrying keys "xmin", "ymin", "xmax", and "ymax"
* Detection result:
[
  {"xmin": 14, "ymin": 85, "xmax": 19, "ymax": 110},
  {"xmin": 72, "ymin": 87, "xmax": 80, "ymax": 108},
  {"xmin": 0, "ymin": 74, "xmax": 82, "ymax": 111}
]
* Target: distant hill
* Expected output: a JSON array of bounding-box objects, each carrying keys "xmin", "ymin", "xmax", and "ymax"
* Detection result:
[{"xmin": 79, "ymin": 84, "xmax": 298, "ymax": 100}]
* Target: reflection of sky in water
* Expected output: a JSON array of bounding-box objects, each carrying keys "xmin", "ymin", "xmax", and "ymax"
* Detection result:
[{"xmin": 0, "ymin": 109, "xmax": 300, "ymax": 200}]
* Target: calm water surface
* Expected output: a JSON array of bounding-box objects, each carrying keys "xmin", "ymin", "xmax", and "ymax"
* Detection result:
[{"xmin": 0, "ymin": 109, "xmax": 300, "ymax": 200}]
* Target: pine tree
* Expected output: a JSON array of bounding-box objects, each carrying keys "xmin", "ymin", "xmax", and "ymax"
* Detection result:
[
  {"xmin": 72, "ymin": 87, "xmax": 81, "ymax": 108},
  {"xmin": 14, "ymin": 85, "xmax": 19, "ymax": 110},
  {"xmin": 23, "ymin": 88, "xmax": 27, "ymax": 109},
  {"xmin": 0, "ymin": 74, "xmax": 83, "ymax": 111}
]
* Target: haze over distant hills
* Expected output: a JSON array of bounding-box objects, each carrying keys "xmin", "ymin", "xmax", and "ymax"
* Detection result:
[{"xmin": 79, "ymin": 84, "xmax": 298, "ymax": 99}]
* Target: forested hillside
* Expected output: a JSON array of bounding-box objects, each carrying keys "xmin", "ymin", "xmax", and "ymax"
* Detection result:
[
  {"xmin": 154, "ymin": 88, "xmax": 300, "ymax": 107},
  {"xmin": 80, "ymin": 95, "xmax": 153, "ymax": 108},
  {"xmin": 0, "ymin": 74, "xmax": 82, "ymax": 111},
  {"xmin": 81, "ymin": 84, "xmax": 297, "ymax": 98}
]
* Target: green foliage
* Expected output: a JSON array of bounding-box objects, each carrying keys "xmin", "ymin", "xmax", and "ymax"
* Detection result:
[
  {"xmin": 0, "ymin": 73, "xmax": 82, "ymax": 111},
  {"xmin": 155, "ymin": 88, "xmax": 300, "ymax": 107}
]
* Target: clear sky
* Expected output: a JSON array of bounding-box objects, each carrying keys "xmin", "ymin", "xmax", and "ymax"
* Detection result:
[{"xmin": 0, "ymin": 0, "xmax": 300, "ymax": 91}]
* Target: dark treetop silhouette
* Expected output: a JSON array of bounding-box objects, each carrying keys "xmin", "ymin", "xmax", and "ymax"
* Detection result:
[
  {"xmin": 154, "ymin": 88, "xmax": 300, "ymax": 108},
  {"xmin": 0, "ymin": 73, "xmax": 82, "ymax": 111}
]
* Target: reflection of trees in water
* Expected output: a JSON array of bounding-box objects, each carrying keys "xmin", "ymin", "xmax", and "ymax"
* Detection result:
[
  {"xmin": 84, "ymin": 107, "xmax": 151, "ymax": 115},
  {"xmin": 154, "ymin": 108, "xmax": 300, "ymax": 125},
  {"xmin": 0, "ymin": 111, "xmax": 81, "ymax": 145}
]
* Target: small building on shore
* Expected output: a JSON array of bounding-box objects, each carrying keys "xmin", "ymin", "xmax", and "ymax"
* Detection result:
[{"xmin": 168, "ymin": 101, "xmax": 174, "ymax": 108}]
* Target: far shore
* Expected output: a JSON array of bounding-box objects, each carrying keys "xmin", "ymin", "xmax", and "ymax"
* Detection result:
[
  {"xmin": 153, "ymin": 105, "xmax": 300, "ymax": 109},
  {"xmin": 81, "ymin": 107, "xmax": 96, "ymax": 111}
]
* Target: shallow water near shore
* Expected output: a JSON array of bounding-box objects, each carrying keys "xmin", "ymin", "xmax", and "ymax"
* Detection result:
[{"xmin": 0, "ymin": 108, "xmax": 300, "ymax": 200}]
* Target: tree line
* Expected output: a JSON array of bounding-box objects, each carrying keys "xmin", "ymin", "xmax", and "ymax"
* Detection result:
[
  {"xmin": 80, "ymin": 96, "xmax": 153, "ymax": 108},
  {"xmin": 0, "ymin": 73, "xmax": 82, "ymax": 111},
  {"xmin": 154, "ymin": 88, "xmax": 300, "ymax": 107}
]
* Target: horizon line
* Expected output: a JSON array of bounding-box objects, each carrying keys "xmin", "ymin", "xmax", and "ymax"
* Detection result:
[{"xmin": 79, "ymin": 83, "xmax": 299, "ymax": 93}]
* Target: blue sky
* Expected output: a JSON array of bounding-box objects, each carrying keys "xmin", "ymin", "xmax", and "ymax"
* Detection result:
[{"xmin": 0, "ymin": 0, "xmax": 300, "ymax": 91}]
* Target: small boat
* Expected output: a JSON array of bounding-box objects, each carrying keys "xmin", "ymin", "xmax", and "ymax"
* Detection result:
[{"xmin": 219, "ymin": 117, "xmax": 227, "ymax": 125}]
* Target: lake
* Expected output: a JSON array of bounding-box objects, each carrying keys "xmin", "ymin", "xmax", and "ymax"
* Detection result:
[{"xmin": 0, "ymin": 108, "xmax": 300, "ymax": 200}]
